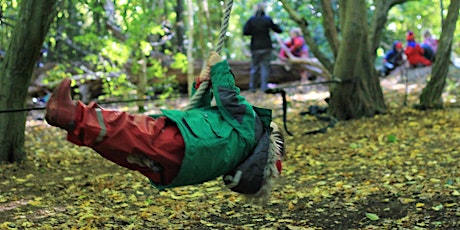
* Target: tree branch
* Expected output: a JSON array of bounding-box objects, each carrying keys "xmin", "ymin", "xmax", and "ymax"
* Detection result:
[
  {"xmin": 320, "ymin": 0, "xmax": 339, "ymax": 58},
  {"xmin": 103, "ymin": 0, "xmax": 127, "ymax": 42},
  {"xmin": 369, "ymin": 0, "xmax": 414, "ymax": 59}
]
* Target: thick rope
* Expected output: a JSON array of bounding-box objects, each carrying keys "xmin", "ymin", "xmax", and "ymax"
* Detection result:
[{"xmin": 184, "ymin": 0, "xmax": 233, "ymax": 111}]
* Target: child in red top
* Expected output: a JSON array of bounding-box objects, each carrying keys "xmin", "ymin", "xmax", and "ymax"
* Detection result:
[
  {"xmin": 404, "ymin": 31, "xmax": 432, "ymax": 67},
  {"xmin": 279, "ymin": 28, "xmax": 310, "ymax": 81}
]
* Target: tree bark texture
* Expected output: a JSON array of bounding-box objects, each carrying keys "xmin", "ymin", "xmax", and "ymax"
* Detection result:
[
  {"xmin": 0, "ymin": 0, "xmax": 57, "ymax": 162},
  {"xmin": 185, "ymin": 0, "xmax": 195, "ymax": 95},
  {"xmin": 328, "ymin": 0, "xmax": 386, "ymax": 120},
  {"xmin": 175, "ymin": 0, "xmax": 185, "ymax": 53},
  {"xmin": 419, "ymin": 0, "xmax": 459, "ymax": 109}
]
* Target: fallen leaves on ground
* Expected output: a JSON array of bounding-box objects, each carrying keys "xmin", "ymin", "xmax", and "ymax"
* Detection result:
[{"xmin": 1, "ymin": 73, "xmax": 460, "ymax": 229}]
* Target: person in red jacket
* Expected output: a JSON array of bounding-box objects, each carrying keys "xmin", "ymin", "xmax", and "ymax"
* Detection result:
[
  {"xmin": 279, "ymin": 28, "xmax": 310, "ymax": 82},
  {"xmin": 404, "ymin": 31, "xmax": 431, "ymax": 67}
]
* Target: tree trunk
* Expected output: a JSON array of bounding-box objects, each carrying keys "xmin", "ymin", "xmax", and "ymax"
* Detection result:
[
  {"xmin": 419, "ymin": 0, "xmax": 459, "ymax": 109},
  {"xmin": 137, "ymin": 56, "xmax": 148, "ymax": 112},
  {"xmin": 175, "ymin": 0, "xmax": 185, "ymax": 53},
  {"xmin": 185, "ymin": 0, "xmax": 195, "ymax": 95},
  {"xmin": 0, "ymin": 0, "xmax": 57, "ymax": 163},
  {"xmin": 328, "ymin": 0, "xmax": 386, "ymax": 120}
]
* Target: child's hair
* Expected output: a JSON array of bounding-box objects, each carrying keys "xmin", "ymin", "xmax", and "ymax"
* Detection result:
[
  {"xmin": 290, "ymin": 28, "xmax": 303, "ymax": 37},
  {"xmin": 423, "ymin": 29, "xmax": 432, "ymax": 38}
]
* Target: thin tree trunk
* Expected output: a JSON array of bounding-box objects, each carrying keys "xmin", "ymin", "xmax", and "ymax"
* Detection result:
[
  {"xmin": 137, "ymin": 55, "xmax": 147, "ymax": 112},
  {"xmin": 185, "ymin": 0, "xmax": 194, "ymax": 95},
  {"xmin": 175, "ymin": 0, "xmax": 185, "ymax": 53},
  {"xmin": 0, "ymin": 0, "xmax": 57, "ymax": 163},
  {"xmin": 320, "ymin": 0, "xmax": 339, "ymax": 58},
  {"xmin": 196, "ymin": 2, "xmax": 206, "ymax": 58},
  {"xmin": 419, "ymin": 0, "xmax": 459, "ymax": 109}
]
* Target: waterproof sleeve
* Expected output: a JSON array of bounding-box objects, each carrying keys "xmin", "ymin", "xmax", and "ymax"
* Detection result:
[
  {"xmin": 210, "ymin": 60, "xmax": 257, "ymax": 140},
  {"xmin": 269, "ymin": 18, "xmax": 283, "ymax": 33},
  {"xmin": 243, "ymin": 18, "xmax": 252, "ymax": 36},
  {"xmin": 416, "ymin": 44, "xmax": 425, "ymax": 54}
]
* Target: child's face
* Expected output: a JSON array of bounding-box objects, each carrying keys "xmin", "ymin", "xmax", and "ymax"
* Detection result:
[{"xmin": 290, "ymin": 31, "xmax": 296, "ymax": 38}]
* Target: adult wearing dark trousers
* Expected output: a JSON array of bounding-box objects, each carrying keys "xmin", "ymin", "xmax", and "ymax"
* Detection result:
[{"xmin": 243, "ymin": 3, "xmax": 282, "ymax": 91}]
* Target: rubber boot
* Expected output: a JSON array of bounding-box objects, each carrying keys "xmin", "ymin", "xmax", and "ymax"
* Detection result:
[{"xmin": 45, "ymin": 78, "xmax": 77, "ymax": 131}]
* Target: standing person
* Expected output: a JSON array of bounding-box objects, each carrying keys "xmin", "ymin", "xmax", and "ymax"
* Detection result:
[
  {"xmin": 243, "ymin": 2, "xmax": 282, "ymax": 91},
  {"xmin": 45, "ymin": 52, "xmax": 284, "ymax": 194},
  {"xmin": 404, "ymin": 31, "xmax": 431, "ymax": 68},
  {"xmin": 380, "ymin": 41, "xmax": 404, "ymax": 77},
  {"xmin": 278, "ymin": 28, "xmax": 310, "ymax": 82}
]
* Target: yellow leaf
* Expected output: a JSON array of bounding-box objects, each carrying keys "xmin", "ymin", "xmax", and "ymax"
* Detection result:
[
  {"xmin": 445, "ymin": 203, "xmax": 457, "ymax": 207},
  {"xmin": 28, "ymin": 200, "xmax": 42, "ymax": 206},
  {"xmin": 416, "ymin": 203, "xmax": 425, "ymax": 208},
  {"xmin": 15, "ymin": 178, "xmax": 27, "ymax": 183},
  {"xmin": 400, "ymin": 198, "xmax": 416, "ymax": 204},
  {"xmin": 288, "ymin": 202, "xmax": 295, "ymax": 210},
  {"xmin": 63, "ymin": 177, "xmax": 74, "ymax": 181}
]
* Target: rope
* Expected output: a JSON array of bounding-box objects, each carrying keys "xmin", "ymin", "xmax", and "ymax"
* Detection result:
[
  {"xmin": 184, "ymin": 0, "xmax": 233, "ymax": 111},
  {"xmin": 0, "ymin": 97, "xmax": 161, "ymax": 113}
]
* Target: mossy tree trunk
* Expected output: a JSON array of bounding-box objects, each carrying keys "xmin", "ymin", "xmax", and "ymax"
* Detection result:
[
  {"xmin": 0, "ymin": 0, "xmax": 57, "ymax": 163},
  {"xmin": 419, "ymin": 0, "xmax": 459, "ymax": 109},
  {"xmin": 328, "ymin": 0, "xmax": 386, "ymax": 120}
]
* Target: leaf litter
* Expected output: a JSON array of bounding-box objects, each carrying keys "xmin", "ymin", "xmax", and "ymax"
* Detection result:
[{"xmin": 1, "ymin": 70, "xmax": 460, "ymax": 229}]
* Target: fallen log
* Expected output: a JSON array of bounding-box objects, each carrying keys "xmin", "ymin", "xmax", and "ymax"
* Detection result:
[
  {"xmin": 170, "ymin": 60, "xmax": 302, "ymax": 90},
  {"xmin": 28, "ymin": 60, "xmax": 305, "ymax": 101}
]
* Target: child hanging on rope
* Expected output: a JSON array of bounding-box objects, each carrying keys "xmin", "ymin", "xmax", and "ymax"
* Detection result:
[{"xmin": 45, "ymin": 52, "xmax": 284, "ymax": 195}]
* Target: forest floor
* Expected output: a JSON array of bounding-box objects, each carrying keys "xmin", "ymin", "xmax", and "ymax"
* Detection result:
[{"xmin": 1, "ymin": 66, "xmax": 460, "ymax": 229}]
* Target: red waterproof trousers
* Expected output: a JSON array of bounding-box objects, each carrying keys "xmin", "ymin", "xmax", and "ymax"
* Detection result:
[{"xmin": 67, "ymin": 102, "xmax": 185, "ymax": 185}]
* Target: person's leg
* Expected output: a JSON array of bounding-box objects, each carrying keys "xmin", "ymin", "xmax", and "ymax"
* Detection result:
[
  {"xmin": 299, "ymin": 70, "xmax": 308, "ymax": 83},
  {"xmin": 45, "ymin": 79, "xmax": 184, "ymax": 185},
  {"xmin": 421, "ymin": 44, "xmax": 434, "ymax": 62},
  {"xmin": 259, "ymin": 49, "xmax": 273, "ymax": 91},
  {"xmin": 249, "ymin": 53, "xmax": 261, "ymax": 91}
]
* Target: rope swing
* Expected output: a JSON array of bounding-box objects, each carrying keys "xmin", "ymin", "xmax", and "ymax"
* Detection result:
[{"xmin": 184, "ymin": 0, "xmax": 233, "ymax": 111}]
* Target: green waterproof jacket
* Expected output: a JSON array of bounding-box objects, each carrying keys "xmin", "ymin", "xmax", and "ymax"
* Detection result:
[{"xmin": 150, "ymin": 60, "xmax": 272, "ymax": 189}]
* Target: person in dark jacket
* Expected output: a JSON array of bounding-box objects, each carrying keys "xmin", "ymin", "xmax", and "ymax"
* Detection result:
[
  {"xmin": 380, "ymin": 41, "xmax": 405, "ymax": 77},
  {"xmin": 243, "ymin": 3, "xmax": 282, "ymax": 91},
  {"xmin": 45, "ymin": 52, "xmax": 284, "ymax": 191}
]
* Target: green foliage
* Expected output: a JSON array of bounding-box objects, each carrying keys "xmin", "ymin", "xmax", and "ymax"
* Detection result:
[
  {"xmin": 387, "ymin": 134, "xmax": 397, "ymax": 143},
  {"xmin": 2, "ymin": 0, "xmax": 458, "ymax": 103},
  {"xmin": 45, "ymin": 64, "xmax": 74, "ymax": 84},
  {"xmin": 170, "ymin": 52, "xmax": 188, "ymax": 72}
]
